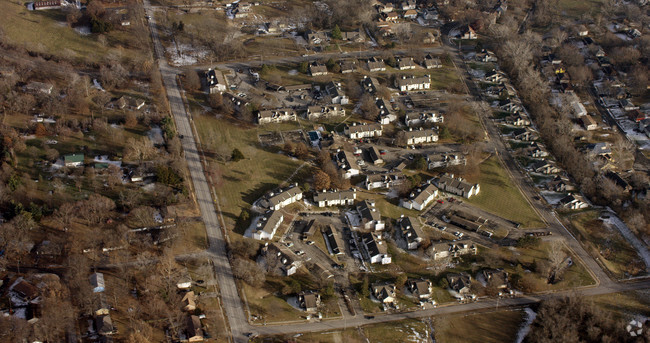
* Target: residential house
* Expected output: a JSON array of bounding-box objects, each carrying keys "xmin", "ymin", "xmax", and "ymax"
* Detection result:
[
  {"xmin": 421, "ymin": 8, "xmax": 439, "ymax": 20},
  {"xmin": 367, "ymin": 57, "xmax": 387, "ymax": 72},
  {"xmin": 95, "ymin": 315, "xmax": 116, "ymax": 337},
  {"xmin": 627, "ymin": 109, "xmax": 647, "ymax": 123},
  {"xmin": 335, "ymin": 150, "xmax": 361, "ymax": 179},
  {"xmin": 434, "ymin": 174, "xmax": 480, "ymax": 198},
  {"xmin": 10, "ymin": 279, "xmax": 39, "ymax": 302},
  {"xmin": 252, "ymin": 210, "xmax": 284, "ymax": 240},
  {"xmin": 395, "ymin": 75, "xmax": 431, "ymax": 92},
  {"xmin": 182, "ymin": 291, "xmax": 197, "ymax": 312},
  {"xmin": 384, "ymin": 11, "xmax": 400, "ymax": 22},
  {"xmin": 559, "ymin": 194, "xmax": 588, "ymax": 210},
  {"xmin": 405, "ymin": 112, "xmax": 444, "ymax": 127},
  {"xmin": 423, "ymin": 54, "xmax": 442, "ymax": 69},
  {"xmin": 259, "ymin": 184, "xmax": 303, "ymax": 210},
  {"xmin": 357, "ymin": 200, "xmax": 385, "ymax": 230},
  {"xmin": 257, "ymin": 108, "xmax": 298, "ymax": 124},
  {"xmin": 361, "ymin": 232, "xmax": 391, "ymax": 264},
  {"xmin": 499, "ymin": 99, "xmax": 523, "ymax": 113},
  {"xmin": 322, "ymin": 225, "xmax": 345, "ymax": 255},
  {"xmin": 25, "ymin": 81, "xmax": 53, "ymax": 94},
  {"xmin": 580, "ymin": 115, "xmax": 598, "ymax": 131},
  {"xmin": 571, "ymin": 100, "xmax": 588, "ymax": 118},
  {"xmin": 205, "ymin": 68, "xmax": 227, "ymax": 93},
  {"xmin": 403, "ymin": 9, "xmax": 418, "ymax": 19},
  {"xmin": 545, "ymin": 176, "xmax": 574, "ymax": 192},
  {"xmin": 309, "ymin": 62, "xmax": 328, "ymax": 76},
  {"xmin": 371, "ymin": 282, "xmax": 396, "ymax": 305},
  {"xmin": 530, "ymin": 160, "xmax": 560, "ymax": 174},
  {"xmin": 64, "ymin": 153, "xmax": 84, "ymax": 167},
  {"xmin": 398, "ymin": 216, "xmax": 425, "ymax": 250},
  {"xmin": 505, "ymin": 114, "xmax": 530, "ymax": 126},
  {"xmin": 325, "ymin": 81, "xmax": 349, "ymax": 104},
  {"xmin": 476, "ymin": 49, "xmax": 498, "ymax": 63},
  {"xmin": 377, "ymin": 2, "xmax": 394, "ymax": 13},
  {"xmin": 361, "ymin": 76, "xmax": 380, "ymax": 93},
  {"xmin": 482, "ymin": 269, "xmax": 509, "ymax": 289},
  {"xmin": 446, "ymin": 273, "xmax": 472, "ymax": 294},
  {"xmin": 400, "ymin": 183, "xmax": 439, "ymax": 210},
  {"xmin": 364, "ymin": 173, "xmax": 405, "ymax": 190},
  {"xmin": 306, "ymin": 31, "xmax": 329, "ymax": 45},
  {"xmin": 185, "ymin": 315, "xmax": 204, "ymax": 342},
  {"xmin": 314, "ymin": 189, "xmax": 357, "ymax": 207},
  {"xmin": 397, "ymin": 57, "xmax": 416, "ymax": 70},
  {"xmin": 27, "ymin": 0, "xmax": 62, "ymax": 10},
  {"xmin": 511, "ymin": 128, "xmax": 536, "ymax": 141},
  {"xmin": 89, "ymin": 273, "xmax": 105, "ymax": 293},
  {"xmin": 485, "ymin": 70, "xmax": 506, "ymax": 84},
  {"xmin": 375, "ymin": 98, "xmax": 396, "ymax": 124},
  {"xmin": 407, "ymin": 279, "xmax": 433, "ymax": 300},
  {"xmin": 404, "ymin": 127, "xmax": 439, "ymax": 145},
  {"xmin": 401, "ymin": 0, "xmax": 416, "ymax": 10},
  {"xmin": 363, "ymin": 147, "xmax": 381, "ymax": 166},
  {"xmin": 458, "ymin": 25, "xmax": 477, "ymax": 39},
  {"xmin": 527, "ymin": 143, "xmax": 549, "ymax": 158},
  {"xmin": 605, "ymin": 171, "xmax": 631, "ymax": 191},
  {"xmin": 264, "ymin": 243, "xmax": 299, "ymax": 275},
  {"xmin": 340, "ymin": 60, "xmax": 356, "ymax": 73},
  {"xmin": 307, "ymin": 105, "xmax": 345, "ymax": 120},
  {"xmin": 298, "ymin": 291, "xmax": 321, "ymax": 312},
  {"xmin": 584, "ymin": 143, "xmax": 612, "ymax": 160},
  {"xmin": 344, "ymin": 122, "xmax": 383, "ymax": 139},
  {"xmin": 426, "ymin": 153, "xmax": 465, "ymax": 169},
  {"xmin": 620, "ymin": 99, "xmax": 639, "ymax": 111},
  {"xmin": 341, "ymin": 29, "xmax": 365, "ymax": 42}
]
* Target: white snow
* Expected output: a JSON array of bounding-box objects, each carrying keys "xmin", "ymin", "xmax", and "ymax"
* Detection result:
[
  {"xmin": 92, "ymin": 79, "xmax": 105, "ymax": 92},
  {"xmin": 74, "ymin": 26, "xmax": 91, "ymax": 35},
  {"xmin": 515, "ymin": 308, "xmax": 537, "ymax": 343},
  {"xmin": 166, "ymin": 43, "xmax": 209, "ymax": 66}
]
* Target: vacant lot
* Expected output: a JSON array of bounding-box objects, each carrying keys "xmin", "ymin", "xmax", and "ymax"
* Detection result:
[
  {"xmin": 467, "ymin": 156, "xmax": 544, "ymax": 228},
  {"xmin": 434, "ymin": 309, "xmax": 525, "ymax": 343}
]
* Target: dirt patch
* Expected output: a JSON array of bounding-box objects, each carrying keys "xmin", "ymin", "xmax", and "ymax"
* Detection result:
[
  {"xmin": 281, "ymin": 129, "xmax": 306, "ymax": 144},
  {"xmin": 258, "ymin": 131, "xmax": 284, "ymax": 146}
]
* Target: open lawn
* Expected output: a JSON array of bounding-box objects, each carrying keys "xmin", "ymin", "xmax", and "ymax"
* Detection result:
[
  {"xmin": 591, "ymin": 290, "xmax": 650, "ymax": 319},
  {"xmin": 243, "ymin": 282, "xmax": 305, "ymax": 323},
  {"xmin": 433, "ymin": 309, "xmax": 524, "ymax": 343},
  {"xmin": 467, "ymin": 156, "xmax": 544, "ymax": 228},
  {"xmin": 363, "ymin": 318, "xmax": 430, "ymax": 343},
  {"xmin": 567, "ymin": 211, "xmax": 645, "ymax": 279},
  {"xmin": 558, "ymin": 0, "xmax": 604, "ymax": 18}
]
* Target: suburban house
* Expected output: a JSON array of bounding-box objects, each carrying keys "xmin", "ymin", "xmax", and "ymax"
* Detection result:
[
  {"xmin": 182, "ymin": 291, "xmax": 197, "ymax": 312},
  {"xmin": 306, "ymin": 31, "xmax": 329, "ymax": 45},
  {"xmin": 298, "ymin": 291, "xmax": 321, "ymax": 312},
  {"xmin": 95, "ymin": 315, "xmax": 116, "ymax": 337},
  {"xmin": 264, "ymin": 243, "xmax": 300, "ymax": 275},
  {"xmin": 485, "ymin": 70, "xmax": 507, "ymax": 84},
  {"xmin": 340, "ymin": 60, "xmax": 356, "ymax": 73},
  {"xmin": 383, "ymin": 11, "xmax": 400, "ymax": 22},
  {"xmin": 527, "ymin": 143, "xmax": 549, "ymax": 158},
  {"xmin": 205, "ymin": 68, "xmax": 227, "ymax": 93},
  {"xmin": 361, "ymin": 76, "xmax": 380, "ymax": 93},
  {"xmin": 64, "ymin": 153, "xmax": 84, "ymax": 167},
  {"xmin": 365, "ymin": 146, "xmax": 383, "ymax": 166},
  {"xmin": 395, "ymin": 75, "xmax": 431, "ymax": 92},
  {"xmin": 357, "ymin": 200, "xmax": 385, "ymax": 230},
  {"xmin": 404, "ymin": 112, "xmax": 444, "ymax": 127},
  {"xmin": 325, "ymin": 81, "xmax": 349, "ymax": 104},
  {"xmin": 545, "ymin": 176, "xmax": 574, "ymax": 192},
  {"xmin": 361, "ymin": 232, "xmax": 391, "ymax": 264},
  {"xmin": 307, "ymin": 105, "xmax": 345, "ymax": 120},
  {"xmin": 400, "ymin": 183, "xmax": 439, "ymax": 211},
  {"xmin": 341, "ymin": 29, "xmax": 365, "ymax": 42},
  {"xmin": 499, "ymin": 99, "xmax": 524, "ymax": 113},
  {"xmin": 257, "ymin": 108, "xmax": 298, "ymax": 124},
  {"xmin": 371, "ymin": 282, "xmax": 396, "ymax": 304},
  {"xmin": 398, "ymin": 216, "xmax": 425, "ymax": 250},
  {"xmin": 427, "ymin": 153, "xmax": 466, "ymax": 169},
  {"xmin": 335, "ymin": 150, "xmax": 361, "ymax": 179},
  {"xmin": 434, "ymin": 174, "xmax": 480, "ymax": 198},
  {"xmin": 505, "ymin": 114, "xmax": 531, "ymax": 126},
  {"xmin": 365, "ymin": 173, "xmax": 405, "ymax": 190},
  {"xmin": 423, "ymin": 54, "xmax": 442, "ymax": 69},
  {"xmin": 322, "ymin": 225, "xmax": 345, "ymax": 255},
  {"xmin": 313, "ymin": 189, "xmax": 357, "ymax": 207},
  {"xmin": 344, "ymin": 122, "xmax": 383, "ymax": 139},
  {"xmin": 407, "ymin": 279, "xmax": 433, "ymax": 300},
  {"xmin": 396, "ymin": 57, "xmax": 416, "ymax": 70},
  {"xmin": 482, "ymin": 269, "xmax": 509, "ymax": 289},
  {"xmin": 112, "ymin": 96, "xmax": 146, "ymax": 110},
  {"xmin": 404, "ymin": 128, "xmax": 439, "ymax": 145},
  {"xmin": 259, "ymin": 184, "xmax": 303, "ymax": 210},
  {"xmin": 89, "ymin": 273, "xmax": 105, "ymax": 293},
  {"xmin": 511, "ymin": 127, "xmax": 536, "ymax": 141},
  {"xmin": 446, "ymin": 273, "xmax": 472, "ymax": 295},
  {"xmin": 377, "ymin": 2, "xmax": 394, "ymax": 12},
  {"xmin": 476, "ymin": 49, "xmax": 498, "ymax": 62},
  {"xmin": 401, "ymin": 0, "xmax": 416, "ymax": 10},
  {"xmin": 252, "ymin": 210, "xmax": 284, "ymax": 240},
  {"xmin": 403, "ymin": 9, "xmax": 418, "ymax": 19},
  {"xmin": 27, "ymin": 0, "xmax": 62, "ymax": 10},
  {"xmin": 584, "ymin": 142, "xmax": 612, "ymax": 159},
  {"xmin": 376, "ymin": 98, "xmax": 397, "ymax": 124},
  {"xmin": 559, "ymin": 194, "xmax": 589, "ymax": 209},
  {"xmin": 309, "ymin": 62, "xmax": 328, "ymax": 76},
  {"xmin": 580, "ymin": 115, "xmax": 598, "ymax": 131},
  {"xmin": 185, "ymin": 315, "xmax": 204, "ymax": 342},
  {"xmin": 571, "ymin": 100, "xmax": 588, "ymax": 118},
  {"xmin": 367, "ymin": 57, "xmax": 386, "ymax": 72},
  {"xmin": 458, "ymin": 25, "xmax": 477, "ymax": 39},
  {"xmin": 530, "ymin": 160, "xmax": 560, "ymax": 174}
]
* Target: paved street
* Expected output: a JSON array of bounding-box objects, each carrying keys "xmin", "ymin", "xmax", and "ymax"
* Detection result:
[{"xmin": 142, "ymin": 7, "xmax": 649, "ymax": 339}]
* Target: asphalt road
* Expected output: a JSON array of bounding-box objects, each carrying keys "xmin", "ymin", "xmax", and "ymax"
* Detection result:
[
  {"xmin": 143, "ymin": 2, "xmax": 249, "ymax": 341},
  {"xmin": 142, "ymin": 8, "xmax": 649, "ymax": 338}
]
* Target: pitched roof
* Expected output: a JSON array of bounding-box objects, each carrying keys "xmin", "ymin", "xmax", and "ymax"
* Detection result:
[
  {"xmin": 314, "ymin": 189, "xmax": 356, "ymax": 202},
  {"xmin": 357, "ymin": 200, "xmax": 381, "ymax": 222}
]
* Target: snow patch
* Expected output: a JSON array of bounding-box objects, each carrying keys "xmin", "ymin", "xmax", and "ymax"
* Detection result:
[
  {"xmin": 515, "ymin": 308, "xmax": 537, "ymax": 343},
  {"xmin": 74, "ymin": 26, "xmax": 91, "ymax": 35},
  {"xmin": 166, "ymin": 43, "xmax": 209, "ymax": 66}
]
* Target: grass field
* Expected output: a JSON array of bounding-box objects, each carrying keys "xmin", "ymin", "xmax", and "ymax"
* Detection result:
[
  {"xmin": 558, "ymin": 0, "xmax": 604, "ymax": 18},
  {"xmin": 567, "ymin": 211, "xmax": 645, "ymax": 279},
  {"xmin": 467, "ymin": 156, "xmax": 545, "ymax": 228},
  {"xmin": 433, "ymin": 309, "xmax": 525, "ymax": 343},
  {"xmin": 591, "ymin": 290, "xmax": 650, "ymax": 319},
  {"xmin": 363, "ymin": 318, "xmax": 430, "ymax": 343}
]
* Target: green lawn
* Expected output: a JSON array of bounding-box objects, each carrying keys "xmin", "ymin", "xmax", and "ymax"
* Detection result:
[
  {"xmin": 467, "ymin": 156, "xmax": 544, "ymax": 228},
  {"xmin": 433, "ymin": 309, "xmax": 525, "ymax": 343}
]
